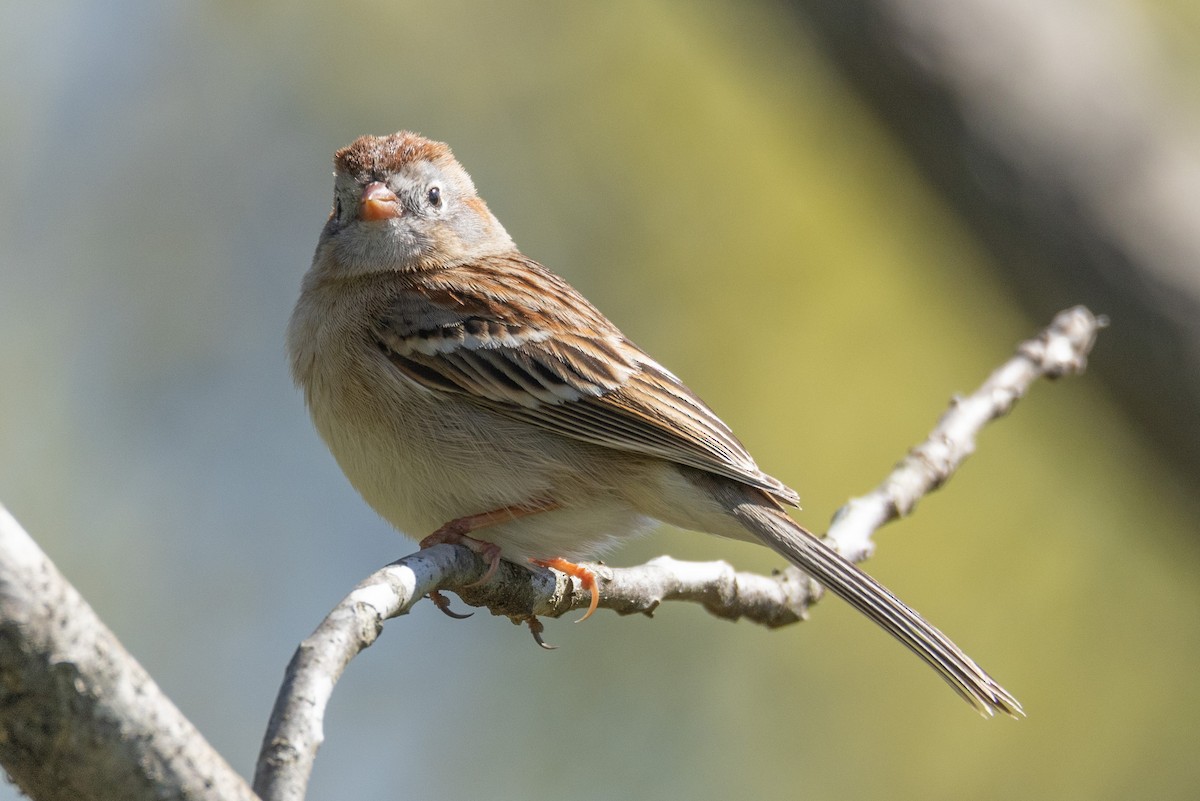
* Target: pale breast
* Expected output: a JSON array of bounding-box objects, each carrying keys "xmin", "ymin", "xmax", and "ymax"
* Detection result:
[{"xmin": 289, "ymin": 276, "xmax": 658, "ymax": 558}]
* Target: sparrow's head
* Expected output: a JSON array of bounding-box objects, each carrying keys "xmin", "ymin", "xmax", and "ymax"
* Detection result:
[{"xmin": 318, "ymin": 131, "xmax": 514, "ymax": 276}]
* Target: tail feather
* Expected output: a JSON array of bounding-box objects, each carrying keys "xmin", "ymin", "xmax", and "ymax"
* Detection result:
[{"xmin": 730, "ymin": 497, "xmax": 1022, "ymax": 717}]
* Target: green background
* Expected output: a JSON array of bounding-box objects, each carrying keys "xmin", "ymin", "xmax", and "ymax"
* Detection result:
[{"xmin": 1, "ymin": 2, "xmax": 1197, "ymax": 799}]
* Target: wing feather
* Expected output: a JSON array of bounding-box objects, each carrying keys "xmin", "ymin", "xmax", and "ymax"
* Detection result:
[{"xmin": 374, "ymin": 257, "xmax": 800, "ymax": 505}]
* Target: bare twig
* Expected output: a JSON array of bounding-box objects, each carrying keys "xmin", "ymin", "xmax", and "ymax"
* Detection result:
[
  {"xmin": 254, "ymin": 305, "xmax": 1103, "ymax": 801},
  {"xmin": 828, "ymin": 305, "xmax": 1105, "ymax": 562},
  {"xmin": 251, "ymin": 547, "xmax": 818, "ymax": 801},
  {"xmin": 0, "ymin": 505, "xmax": 257, "ymax": 801}
]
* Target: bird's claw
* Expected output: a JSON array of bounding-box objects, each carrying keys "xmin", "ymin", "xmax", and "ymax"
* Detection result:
[
  {"xmin": 428, "ymin": 589, "xmax": 473, "ymax": 619},
  {"xmin": 525, "ymin": 616, "xmax": 556, "ymax": 650},
  {"xmin": 530, "ymin": 557, "xmax": 600, "ymax": 623}
]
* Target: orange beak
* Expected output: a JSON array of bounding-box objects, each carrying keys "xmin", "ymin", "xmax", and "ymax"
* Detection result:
[{"xmin": 359, "ymin": 182, "xmax": 401, "ymax": 221}]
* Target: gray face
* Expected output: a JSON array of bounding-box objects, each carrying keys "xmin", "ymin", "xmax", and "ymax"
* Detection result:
[{"xmin": 319, "ymin": 158, "xmax": 513, "ymax": 277}]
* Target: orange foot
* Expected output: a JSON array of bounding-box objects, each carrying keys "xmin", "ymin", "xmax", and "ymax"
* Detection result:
[{"xmin": 531, "ymin": 557, "xmax": 599, "ymax": 623}]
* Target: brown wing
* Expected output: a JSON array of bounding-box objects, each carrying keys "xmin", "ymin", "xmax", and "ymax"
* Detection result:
[{"xmin": 373, "ymin": 256, "xmax": 800, "ymax": 505}]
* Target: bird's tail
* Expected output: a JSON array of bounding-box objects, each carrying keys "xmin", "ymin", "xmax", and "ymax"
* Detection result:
[{"xmin": 720, "ymin": 485, "xmax": 1022, "ymax": 717}]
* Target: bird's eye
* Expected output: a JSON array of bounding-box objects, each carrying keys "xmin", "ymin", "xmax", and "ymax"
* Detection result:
[{"xmin": 427, "ymin": 185, "xmax": 442, "ymax": 208}]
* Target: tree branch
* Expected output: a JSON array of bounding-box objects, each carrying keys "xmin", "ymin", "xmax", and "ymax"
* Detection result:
[
  {"xmin": 0, "ymin": 505, "xmax": 257, "ymax": 801},
  {"xmin": 254, "ymin": 305, "xmax": 1104, "ymax": 801},
  {"xmin": 828, "ymin": 305, "xmax": 1104, "ymax": 562}
]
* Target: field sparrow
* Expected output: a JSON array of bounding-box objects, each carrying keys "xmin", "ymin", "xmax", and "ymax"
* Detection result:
[{"xmin": 288, "ymin": 131, "xmax": 1020, "ymax": 716}]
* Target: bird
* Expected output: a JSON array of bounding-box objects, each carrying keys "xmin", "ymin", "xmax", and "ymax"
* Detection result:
[{"xmin": 287, "ymin": 130, "xmax": 1021, "ymax": 717}]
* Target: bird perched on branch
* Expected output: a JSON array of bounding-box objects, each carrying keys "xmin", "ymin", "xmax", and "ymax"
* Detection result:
[{"xmin": 288, "ymin": 130, "xmax": 1021, "ymax": 717}]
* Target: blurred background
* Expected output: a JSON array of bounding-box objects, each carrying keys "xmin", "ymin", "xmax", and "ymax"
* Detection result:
[{"xmin": 2, "ymin": 1, "xmax": 1198, "ymax": 799}]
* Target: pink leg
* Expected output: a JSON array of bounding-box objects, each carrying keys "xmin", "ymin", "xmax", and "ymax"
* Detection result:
[{"xmin": 420, "ymin": 500, "xmax": 559, "ymax": 587}]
